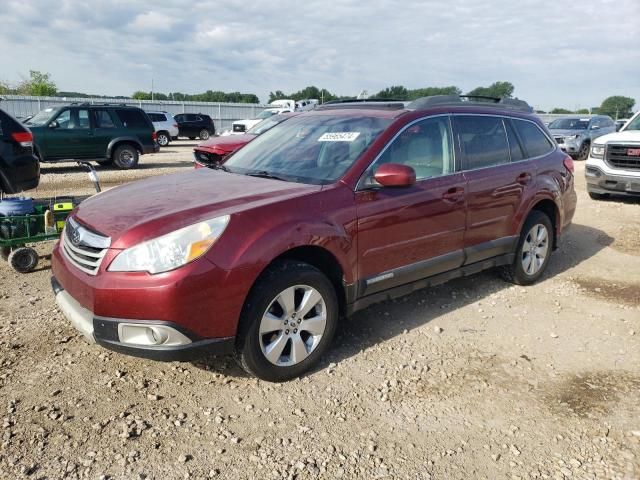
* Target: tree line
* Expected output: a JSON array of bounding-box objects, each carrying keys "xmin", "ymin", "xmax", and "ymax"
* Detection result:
[{"xmin": 1, "ymin": 71, "xmax": 635, "ymax": 119}]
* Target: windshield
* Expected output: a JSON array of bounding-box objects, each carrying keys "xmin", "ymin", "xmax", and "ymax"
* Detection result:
[
  {"xmin": 246, "ymin": 115, "xmax": 289, "ymax": 135},
  {"xmin": 224, "ymin": 114, "xmax": 392, "ymax": 185},
  {"xmin": 255, "ymin": 109, "xmax": 277, "ymax": 120},
  {"xmin": 622, "ymin": 114, "xmax": 640, "ymax": 131},
  {"xmin": 548, "ymin": 118, "xmax": 589, "ymax": 130},
  {"xmin": 24, "ymin": 108, "xmax": 56, "ymax": 126}
]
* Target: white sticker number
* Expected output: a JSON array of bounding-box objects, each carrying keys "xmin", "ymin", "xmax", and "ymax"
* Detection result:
[{"xmin": 318, "ymin": 132, "xmax": 361, "ymax": 142}]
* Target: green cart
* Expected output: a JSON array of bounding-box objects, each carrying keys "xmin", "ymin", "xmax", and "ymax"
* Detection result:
[{"xmin": 0, "ymin": 162, "xmax": 101, "ymax": 273}]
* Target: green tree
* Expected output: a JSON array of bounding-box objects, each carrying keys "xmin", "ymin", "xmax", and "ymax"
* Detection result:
[
  {"xmin": 268, "ymin": 90, "xmax": 287, "ymax": 102},
  {"xmin": 574, "ymin": 108, "xmax": 590, "ymax": 114},
  {"xmin": 467, "ymin": 81, "xmax": 514, "ymax": 99},
  {"xmin": 20, "ymin": 70, "xmax": 57, "ymax": 96},
  {"xmin": 550, "ymin": 108, "xmax": 573, "ymax": 114},
  {"xmin": 407, "ymin": 86, "xmax": 461, "ymax": 100},
  {"xmin": 375, "ymin": 85, "xmax": 409, "ymax": 100},
  {"xmin": 132, "ymin": 91, "xmax": 152, "ymax": 100},
  {"xmin": 599, "ymin": 96, "xmax": 635, "ymax": 119}
]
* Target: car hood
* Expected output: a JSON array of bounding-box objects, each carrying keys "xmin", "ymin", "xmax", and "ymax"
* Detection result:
[
  {"xmin": 593, "ymin": 130, "xmax": 640, "ymax": 144},
  {"xmin": 196, "ymin": 134, "xmax": 255, "ymax": 152},
  {"xmin": 74, "ymin": 169, "xmax": 321, "ymax": 249},
  {"xmin": 548, "ymin": 129, "xmax": 587, "ymax": 136}
]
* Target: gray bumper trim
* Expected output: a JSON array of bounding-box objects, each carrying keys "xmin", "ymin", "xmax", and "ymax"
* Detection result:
[
  {"xmin": 585, "ymin": 166, "xmax": 640, "ymax": 195},
  {"xmin": 55, "ymin": 288, "xmax": 96, "ymax": 343}
]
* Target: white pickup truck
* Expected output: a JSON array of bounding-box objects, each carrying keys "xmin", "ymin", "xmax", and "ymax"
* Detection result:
[
  {"xmin": 585, "ymin": 111, "xmax": 640, "ymax": 199},
  {"xmin": 226, "ymin": 99, "xmax": 317, "ymax": 136}
]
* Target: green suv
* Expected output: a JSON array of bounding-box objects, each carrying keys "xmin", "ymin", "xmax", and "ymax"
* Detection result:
[{"xmin": 25, "ymin": 104, "xmax": 159, "ymax": 169}]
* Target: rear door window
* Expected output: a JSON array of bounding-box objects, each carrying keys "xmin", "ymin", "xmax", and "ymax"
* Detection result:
[
  {"xmin": 512, "ymin": 119, "xmax": 553, "ymax": 158},
  {"xmin": 454, "ymin": 115, "xmax": 510, "ymax": 170},
  {"xmin": 115, "ymin": 109, "xmax": 149, "ymax": 129},
  {"xmin": 94, "ymin": 110, "xmax": 116, "ymax": 128}
]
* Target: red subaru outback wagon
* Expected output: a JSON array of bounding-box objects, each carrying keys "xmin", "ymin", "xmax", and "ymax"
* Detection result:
[{"xmin": 52, "ymin": 95, "xmax": 577, "ymax": 382}]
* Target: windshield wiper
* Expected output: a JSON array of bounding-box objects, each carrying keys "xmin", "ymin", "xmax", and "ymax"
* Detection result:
[
  {"xmin": 212, "ymin": 163, "xmax": 231, "ymax": 172},
  {"xmin": 245, "ymin": 170, "xmax": 286, "ymax": 181}
]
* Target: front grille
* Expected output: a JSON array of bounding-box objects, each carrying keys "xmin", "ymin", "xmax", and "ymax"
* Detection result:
[
  {"xmin": 554, "ymin": 137, "xmax": 564, "ymax": 144},
  {"xmin": 606, "ymin": 144, "xmax": 640, "ymax": 170},
  {"xmin": 61, "ymin": 217, "xmax": 110, "ymax": 275},
  {"xmin": 232, "ymin": 124, "xmax": 246, "ymax": 133}
]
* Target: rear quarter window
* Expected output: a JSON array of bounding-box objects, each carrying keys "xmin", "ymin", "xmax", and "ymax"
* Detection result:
[
  {"xmin": 513, "ymin": 119, "xmax": 554, "ymax": 158},
  {"xmin": 115, "ymin": 109, "xmax": 151, "ymax": 129}
]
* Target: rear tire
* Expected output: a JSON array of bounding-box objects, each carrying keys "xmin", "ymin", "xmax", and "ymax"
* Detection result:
[
  {"xmin": 235, "ymin": 260, "xmax": 338, "ymax": 382},
  {"xmin": 157, "ymin": 132, "xmax": 170, "ymax": 146},
  {"xmin": 8, "ymin": 247, "xmax": 38, "ymax": 273},
  {"xmin": 588, "ymin": 191, "xmax": 609, "ymax": 200},
  {"xmin": 199, "ymin": 129, "xmax": 210, "ymax": 140},
  {"xmin": 500, "ymin": 210, "xmax": 553, "ymax": 286},
  {"xmin": 113, "ymin": 144, "xmax": 139, "ymax": 169}
]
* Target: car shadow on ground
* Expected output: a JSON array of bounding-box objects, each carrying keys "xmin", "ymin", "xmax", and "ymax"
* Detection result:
[{"xmin": 193, "ymin": 223, "xmax": 614, "ymax": 379}]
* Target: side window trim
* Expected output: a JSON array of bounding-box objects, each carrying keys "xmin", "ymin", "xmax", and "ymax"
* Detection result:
[{"xmin": 355, "ymin": 114, "xmax": 457, "ymax": 191}]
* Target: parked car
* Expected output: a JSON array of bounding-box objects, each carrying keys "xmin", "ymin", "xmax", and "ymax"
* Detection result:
[
  {"xmin": 226, "ymin": 99, "xmax": 296, "ymax": 135},
  {"xmin": 585, "ymin": 111, "xmax": 640, "ymax": 200},
  {"xmin": 0, "ymin": 108, "xmax": 40, "ymax": 193},
  {"xmin": 174, "ymin": 113, "xmax": 215, "ymax": 140},
  {"xmin": 146, "ymin": 111, "xmax": 179, "ymax": 147},
  {"xmin": 51, "ymin": 95, "xmax": 576, "ymax": 382},
  {"xmin": 24, "ymin": 104, "xmax": 158, "ymax": 169},
  {"xmin": 548, "ymin": 115, "xmax": 616, "ymax": 160},
  {"xmin": 193, "ymin": 113, "xmax": 300, "ymax": 168},
  {"xmin": 615, "ymin": 118, "xmax": 630, "ymax": 132}
]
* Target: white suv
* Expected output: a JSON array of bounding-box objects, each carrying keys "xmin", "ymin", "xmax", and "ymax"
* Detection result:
[
  {"xmin": 146, "ymin": 111, "xmax": 179, "ymax": 147},
  {"xmin": 586, "ymin": 111, "xmax": 640, "ymax": 199}
]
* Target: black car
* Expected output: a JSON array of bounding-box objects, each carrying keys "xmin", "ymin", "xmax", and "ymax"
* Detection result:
[
  {"xmin": 25, "ymin": 104, "xmax": 159, "ymax": 170},
  {"xmin": 174, "ymin": 113, "xmax": 215, "ymax": 140},
  {"xmin": 0, "ymin": 108, "xmax": 40, "ymax": 194}
]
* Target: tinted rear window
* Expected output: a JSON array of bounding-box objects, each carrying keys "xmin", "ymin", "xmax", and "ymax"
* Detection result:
[
  {"xmin": 455, "ymin": 115, "xmax": 510, "ymax": 169},
  {"xmin": 513, "ymin": 119, "xmax": 553, "ymax": 158},
  {"xmin": 147, "ymin": 113, "xmax": 166, "ymax": 122},
  {"xmin": 115, "ymin": 109, "xmax": 151, "ymax": 129},
  {"xmin": 0, "ymin": 109, "xmax": 27, "ymax": 138}
]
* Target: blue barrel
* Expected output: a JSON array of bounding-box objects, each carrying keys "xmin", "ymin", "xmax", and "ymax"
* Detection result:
[{"xmin": 0, "ymin": 198, "xmax": 35, "ymax": 216}]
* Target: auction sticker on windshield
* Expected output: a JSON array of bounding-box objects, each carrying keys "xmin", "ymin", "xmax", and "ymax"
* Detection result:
[{"xmin": 318, "ymin": 132, "xmax": 361, "ymax": 142}]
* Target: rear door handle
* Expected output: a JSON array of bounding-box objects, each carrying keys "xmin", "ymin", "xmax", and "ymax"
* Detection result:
[
  {"xmin": 516, "ymin": 173, "xmax": 532, "ymax": 185},
  {"xmin": 442, "ymin": 187, "xmax": 464, "ymax": 202}
]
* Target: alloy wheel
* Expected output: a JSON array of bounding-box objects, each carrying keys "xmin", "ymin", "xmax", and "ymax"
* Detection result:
[{"xmin": 521, "ymin": 224, "xmax": 549, "ymax": 276}]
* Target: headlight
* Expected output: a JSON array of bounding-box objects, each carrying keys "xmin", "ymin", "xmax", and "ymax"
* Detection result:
[
  {"xmin": 590, "ymin": 144, "xmax": 605, "ymax": 158},
  {"xmin": 109, "ymin": 215, "xmax": 230, "ymax": 274}
]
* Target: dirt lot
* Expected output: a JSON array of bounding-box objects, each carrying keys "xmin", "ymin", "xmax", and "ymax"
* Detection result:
[{"xmin": 1, "ymin": 142, "xmax": 638, "ymax": 479}]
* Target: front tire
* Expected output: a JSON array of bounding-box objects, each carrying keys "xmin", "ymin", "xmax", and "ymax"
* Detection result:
[
  {"xmin": 577, "ymin": 142, "xmax": 590, "ymax": 160},
  {"xmin": 113, "ymin": 144, "xmax": 139, "ymax": 169},
  {"xmin": 235, "ymin": 261, "xmax": 338, "ymax": 382},
  {"xmin": 500, "ymin": 211, "xmax": 553, "ymax": 286}
]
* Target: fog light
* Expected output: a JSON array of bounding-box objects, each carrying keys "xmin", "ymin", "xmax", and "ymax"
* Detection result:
[{"xmin": 117, "ymin": 323, "xmax": 192, "ymax": 347}]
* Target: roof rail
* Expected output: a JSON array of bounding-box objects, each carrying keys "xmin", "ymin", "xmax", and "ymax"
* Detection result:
[
  {"xmin": 407, "ymin": 95, "xmax": 532, "ymax": 113},
  {"xmin": 317, "ymin": 98, "xmax": 407, "ymax": 111}
]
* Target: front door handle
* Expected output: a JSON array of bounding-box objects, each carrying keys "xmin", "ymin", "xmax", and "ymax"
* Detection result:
[{"xmin": 442, "ymin": 187, "xmax": 464, "ymax": 202}]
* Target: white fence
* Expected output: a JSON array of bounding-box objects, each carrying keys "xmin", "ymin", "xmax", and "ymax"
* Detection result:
[{"xmin": 0, "ymin": 95, "xmax": 266, "ymax": 132}]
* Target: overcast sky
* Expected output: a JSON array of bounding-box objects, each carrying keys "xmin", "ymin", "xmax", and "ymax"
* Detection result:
[{"xmin": 1, "ymin": 0, "xmax": 638, "ymax": 110}]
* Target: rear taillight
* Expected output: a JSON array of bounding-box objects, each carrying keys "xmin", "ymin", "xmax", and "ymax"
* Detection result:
[
  {"xmin": 11, "ymin": 131, "xmax": 33, "ymax": 147},
  {"xmin": 563, "ymin": 156, "xmax": 574, "ymax": 174},
  {"xmin": 152, "ymin": 131, "xmax": 157, "ymax": 141}
]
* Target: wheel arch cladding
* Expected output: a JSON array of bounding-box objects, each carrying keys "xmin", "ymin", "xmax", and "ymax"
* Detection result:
[{"xmin": 107, "ymin": 138, "xmax": 142, "ymax": 157}]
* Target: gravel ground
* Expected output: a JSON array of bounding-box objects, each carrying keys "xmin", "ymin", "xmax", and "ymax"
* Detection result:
[{"xmin": 0, "ymin": 142, "xmax": 638, "ymax": 480}]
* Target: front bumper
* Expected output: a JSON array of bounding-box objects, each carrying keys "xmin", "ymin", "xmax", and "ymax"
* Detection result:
[
  {"xmin": 557, "ymin": 138, "xmax": 582, "ymax": 155},
  {"xmin": 585, "ymin": 161, "xmax": 640, "ymax": 196},
  {"xmin": 52, "ymin": 276, "xmax": 235, "ymax": 361}
]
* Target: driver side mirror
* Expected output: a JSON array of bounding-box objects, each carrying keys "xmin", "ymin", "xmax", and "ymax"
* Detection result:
[
  {"xmin": 373, "ymin": 163, "xmax": 416, "ymax": 187},
  {"xmin": 49, "ymin": 121, "xmax": 59, "ymax": 129}
]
